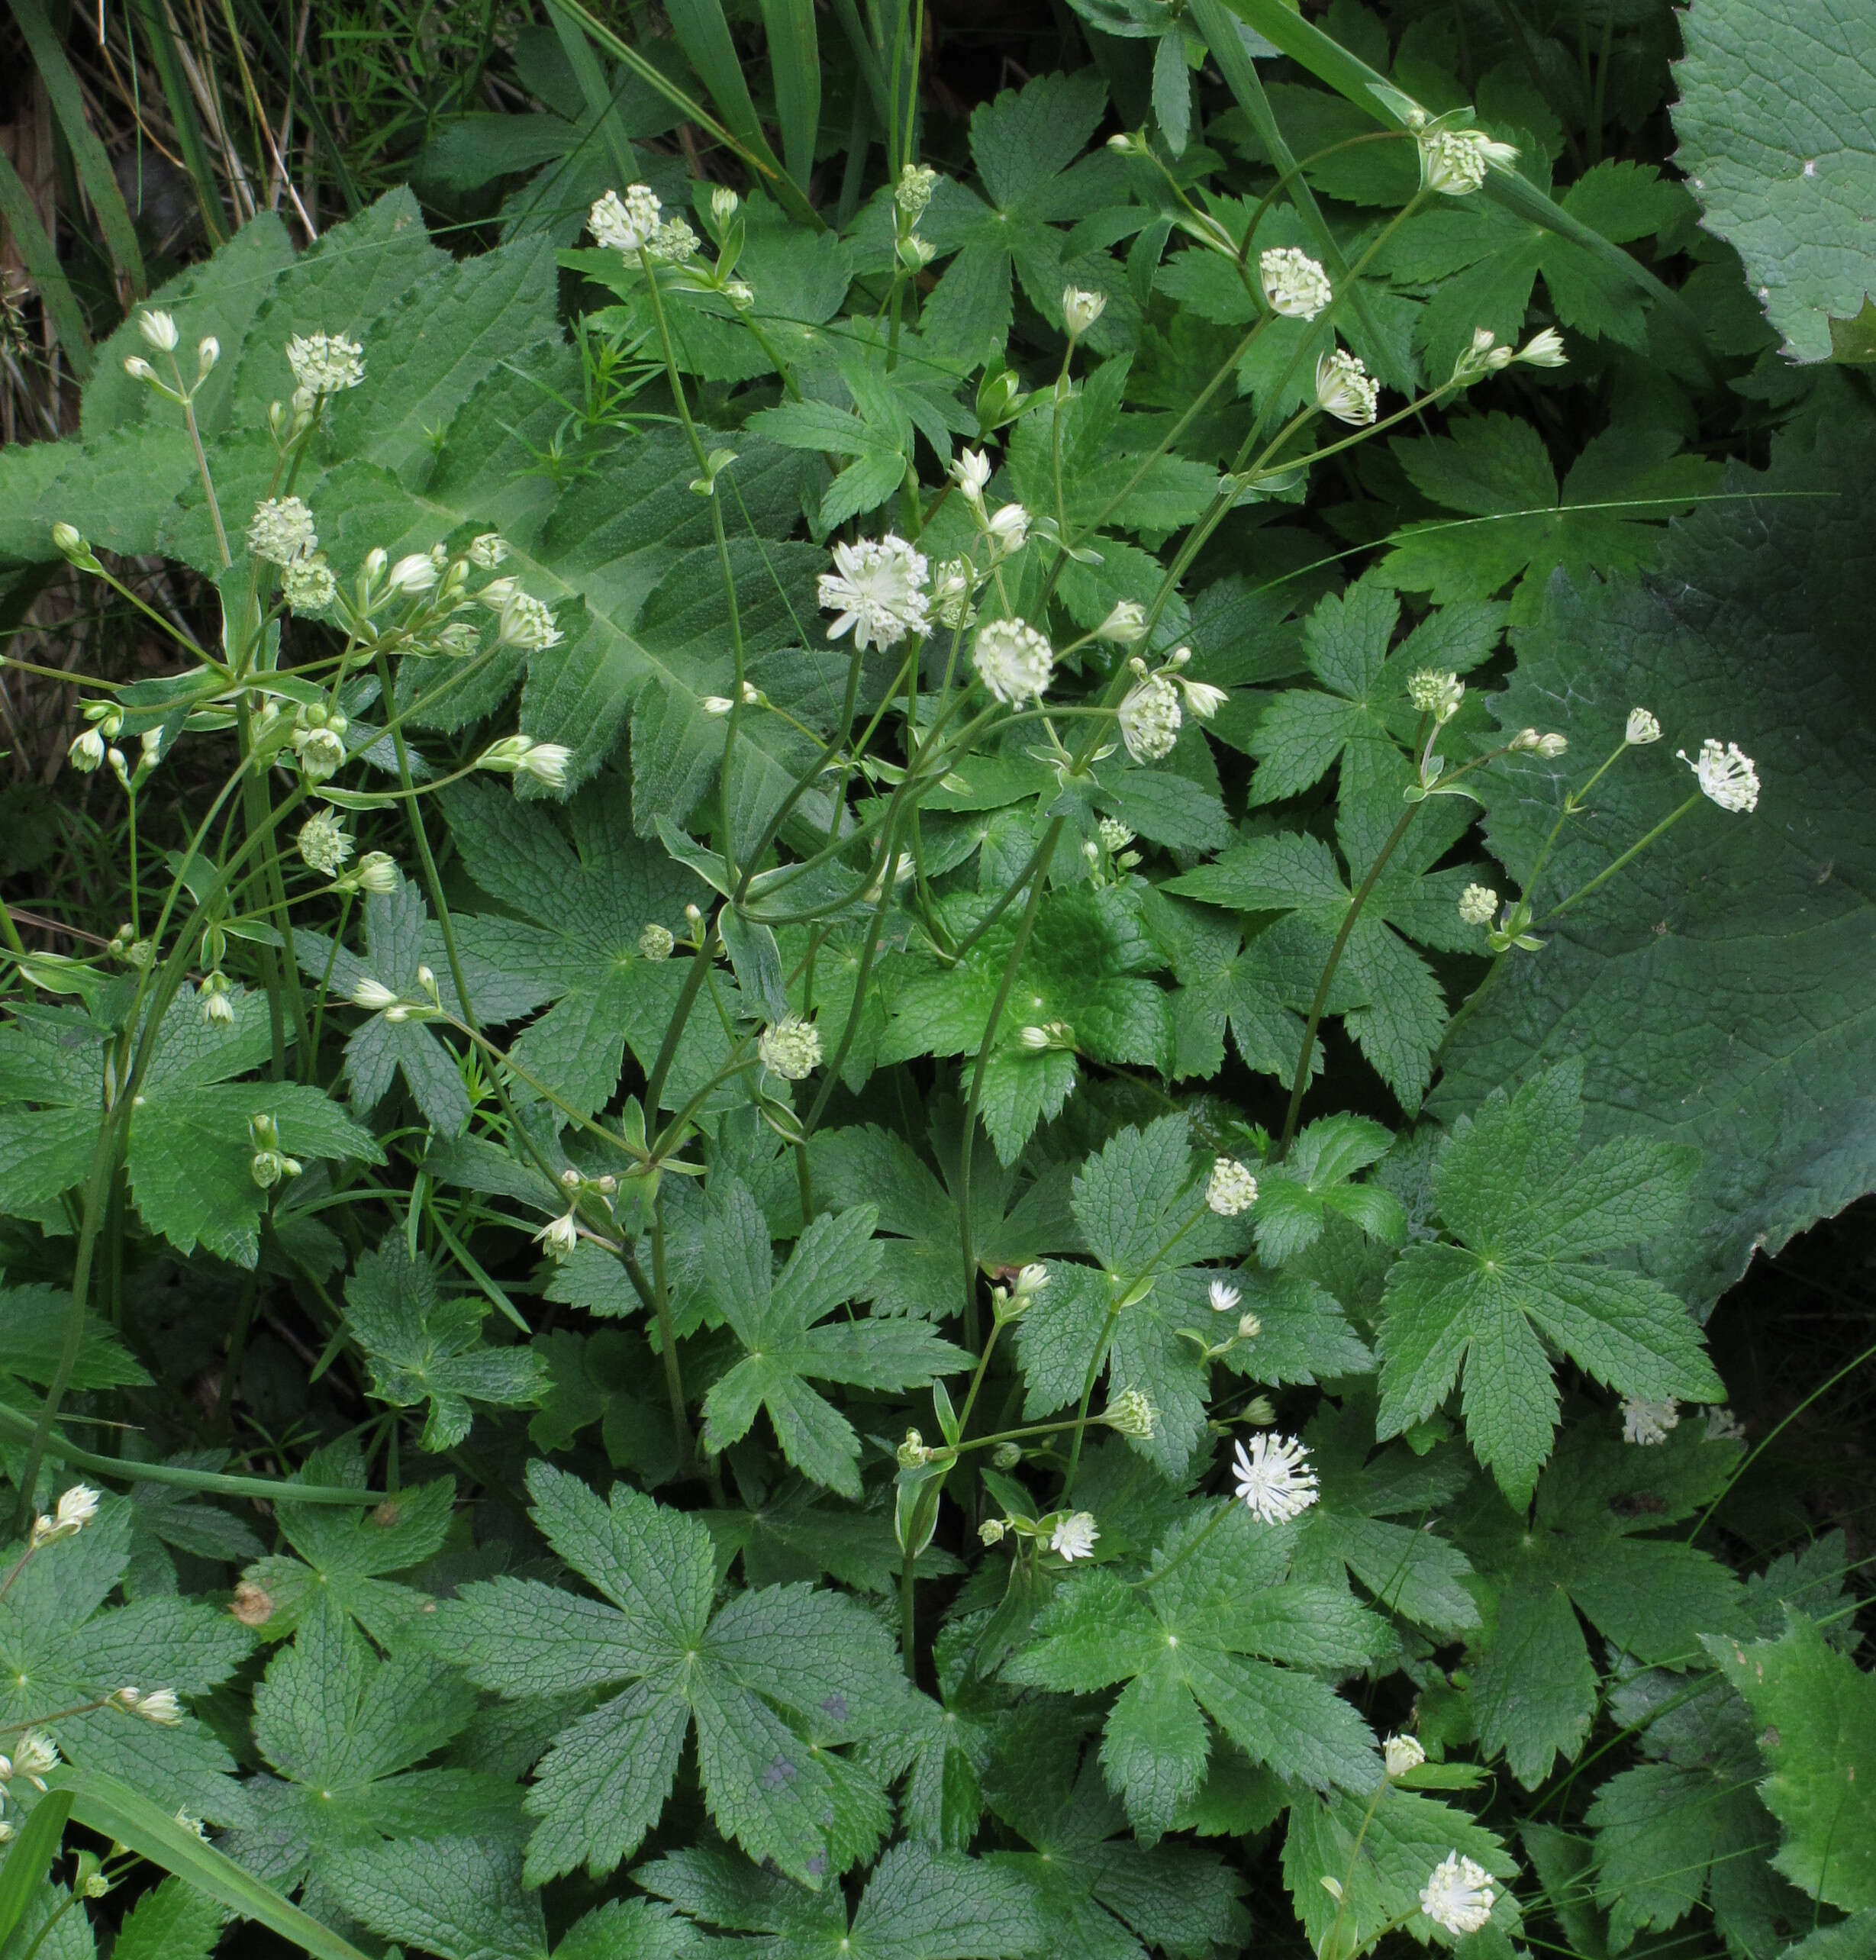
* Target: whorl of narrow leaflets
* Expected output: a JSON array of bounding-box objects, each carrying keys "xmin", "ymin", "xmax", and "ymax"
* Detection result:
[
  {"xmin": 1420, "ymin": 1853, "xmax": 1497, "ymax": 1936},
  {"xmin": 1231, "ymin": 1433, "xmax": 1320, "ymax": 1524}
]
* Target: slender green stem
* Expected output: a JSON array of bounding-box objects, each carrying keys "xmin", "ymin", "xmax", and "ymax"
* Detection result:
[
  {"xmin": 1536, "ymin": 793, "xmax": 1702, "ymax": 925},
  {"xmin": 1062, "ymin": 1300, "xmax": 1120, "ymax": 1497},
  {"xmin": 648, "ymin": 1198, "xmax": 699, "ymax": 1472},
  {"xmin": 1277, "ymin": 801, "xmax": 1420, "ymax": 1156}
]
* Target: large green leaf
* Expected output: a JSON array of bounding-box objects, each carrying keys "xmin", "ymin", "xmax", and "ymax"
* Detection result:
[
  {"xmin": 1433, "ymin": 422, "xmax": 1876, "ymax": 1308},
  {"xmin": 1671, "ymin": 0, "xmax": 1876, "ymax": 361}
]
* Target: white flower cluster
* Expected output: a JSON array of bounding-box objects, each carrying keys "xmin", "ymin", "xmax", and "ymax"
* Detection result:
[
  {"xmin": 1206, "ymin": 1156, "xmax": 1258, "ymax": 1216},
  {"xmin": 758, "ymin": 1012, "xmax": 822, "ymax": 1081},
  {"xmin": 1315, "ymin": 347, "xmax": 1378, "ymax": 426},
  {"xmin": 1622, "ymin": 1395, "xmax": 1679, "ymax": 1445},
  {"xmin": 1679, "ymin": 738, "xmax": 1760, "ymax": 813},
  {"xmin": 1407, "ymin": 668, "xmax": 1465, "ymax": 721},
  {"xmin": 590, "ymin": 185, "xmax": 663, "ymax": 253},
  {"xmin": 0, "ymin": 1729, "xmax": 60, "ymax": 1793},
  {"xmin": 29, "ymin": 1482, "xmax": 100, "ymax": 1549},
  {"xmin": 1458, "ymin": 883, "xmax": 1497, "ymax": 927},
  {"xmin": 1049, "ymin": 1510, "xmax": 1099, "ymax": 1560},
  {"xmin": 1232, "ymin": 1433, "xmax": 1319, "ymax": 1524},
  {"xmin": 974, "ymin": 617, "xmax": 1055, "ymax": 707},
  {"xmin": 818, "ymin": 535, "xmax": 931, "ymax": 651},
  {"xmin": 1418, "ymin": 127, "xmax": 1518, "ymax": 196},
  {"xmin": 297, "ymin": 809, "xmax": 353, "ymax": 878},
  {"xmin": 286, "ymin": 331, "xmax": 366, "ymax": 396},
  {"xmin": 1384, "ymin": 1734, "xmax": 1426, "ymax": 1780},
  {"xmin": 1421, "ymin": 1853, "xmax": 1497, "ymax": 1936},
  {"xmin": 897, "ymin": 163, "xmax": 938, "ymax": 218},
  {"xmin": 247, "ymin": 495, "xmax": 318, "ymax": 567},
  {"xmin": 1118, "ymin": 670, "xmax": 1182, "ymax": 762},
  {"xmin": 1626, "ymin": 707, "xmax": 1662, "ymax": 745},
  {"xmin": 1062, "ymin": 285, "xmax": 1107, "ymax": 339},
  {"xmin": 1259, "ymin": 247, "xmax": 1332, "ymax": 320},
  {"xmin": 1104, "ymin": 1388, "xmax": 1158, "ymax": 1439}
]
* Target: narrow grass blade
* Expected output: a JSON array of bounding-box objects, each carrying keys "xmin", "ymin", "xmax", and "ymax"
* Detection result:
[
  {"xmin": 47, "ymin": 1768, "xmax": 372, "ymax": 1960},
  {"xmin": 127, "ymin": 0, "xmax": 229, "ymax": 246},
  {"xmin": 8, "ymin": 0, "xmax": 147, "ymax": 292},
  {"xmin": 1210, "ymin": 0, "xmax": 1726, "ymax": 384},
  {"xmin": 544, "ymin": 0, "xmax": 640, "ymax": 188},
  {"xmin": 757, "ymin": 0, "xmax": 821, "ymax": 193},
  {"xmin": 0, "ymin": 149, "xmax": 92, "ymax": 377},
  {"xmin": 0, "ymin": 1791, "xmax": 75, "ymax": 1945}
]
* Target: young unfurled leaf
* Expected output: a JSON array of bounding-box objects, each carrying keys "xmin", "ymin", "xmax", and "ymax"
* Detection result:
[
  {"xmin": 701, "ymin": 1176, "xmax": 968, "ymax": 1497},
  {"xmin": 1376, "ymin": 1061, "xmax": 1719, "ymax": 1504},
  {"xmin": 1253, "ymin": 1116, "xmax": 1407, "ymax": 1267},
  {"xmin": 237, "ymin": 1439, "xmax": 456, "ymax": 1645},
  {"xmin": 0, "ymin": 1497, "xmax": 255, "ymax": 1824},
  {"xmin": 342, "ymin": 1241, "xmax": 546, "ymax": 1451},
  {"xmin": 427, "ymin": 1462, "xmax": 911, "ymax": 1884},
  {"xmin": 1002, "ymin": 1502, "xmax": 1382, "ymax": 1836}
]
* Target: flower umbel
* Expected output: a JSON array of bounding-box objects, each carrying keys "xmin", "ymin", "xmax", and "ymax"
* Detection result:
[
  {"xmin": 1678, "ymin": 738, "xmax": 1760, "ymax": 812},
  {"xmin": 758, "ymin": 1013, "xmax": 822, "ymax": 1081},
  {"xmin": 973, "ymin": 617, "xmax": 1055, "ymax": 707},
  {"xmin": 1231, "ymin": 1433, "xmax": 1319, "ymax": 1524},
  {"xmin": 1314, "ymin": 348, "xmax": 1378, "ymax": 425},
  {"xmin": 247, "ymin": 496, "xmax": 317, "ymax": 566},
  {"xmin": 1384, "ymin": 1734, "xmax": 1426, "ymax": 1779},
  {"xmin": 1418, "ymin": 127, "xmax": 1517, "ymax": 195},
  {"xmin": 1259, "ymin": 247, "xmax": 1333, "ymax": 320},
  {"xmin": 1458, "ymin": 883, "xmax": 1497, "ymax": 927},
  {"xmin": 297, "ymin": 809, "xmax": 354, "ymax": 878},
  {"xmin": 1626, "ymin": 707, "xmax": 1662, "ymax": 746},
  {"xmin": 1103, "ymin": 1388, "xmax": 1158, "ymax": 1439},
  {"xmin": 1049, "ymin": 1511, "xmax": 1099, "ymax": 1561},
  {"xmin": 285, "ymin": 331, "xmax": 366, "ymax": 395},
  {"xmin": 1622, "ymin": 1396, "xmax": 1680, "ymax": 1446},
  {"xmin": 817, "ymin": 535, "xmax": 931, "ymax": 651},
  {"xmin": 1420, "ymin": 1854, "xmax": 1497, "ymax": 1936},
  {"xmin": 1206, "ymin": 1157, "xmax": 1258, "ymax": 1217},
  {"xmin": 590, "ymin": 185, "xmax": 662, "ymax": 252},
  {"xmin": 1117, "ymin": 670, "xmax": 1181, "ymax": 762}
]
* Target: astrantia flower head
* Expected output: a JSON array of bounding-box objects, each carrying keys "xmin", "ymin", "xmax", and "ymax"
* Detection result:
[
  {"xmin": 1518, "ymin": 327, "xmax": 1568, "ymax": 367},
  {"xmin": 351, "ymin": 978, "xmax": 399, "ymax": 1012},
  {"xmin": 985, "ymin": 502, "xmax": 1030, "ymax": 555},
  {"xmin": 1384, "ymin": 1733, "xmax": 1426, "ymax": 1779},
  {"xmin": 468, "ymin": 532, "xmax": 509, "ymax": 569},
  {"xmin": 1049, "ymin": 1511, "xmax": 1099, "ymax": 1561},
  {"xmin": 8, "ymin": 1730, "xmax": 59, "ymax": 1787},
  {"xmin": 951, "ymin": 447, "xmax": 993, "ymax": 505},
  {"xmin": 1418, "ymin": 127, "xmax": 1517, "ymax": 195},
  {"xmin": 1626, "ymin": 707, "xmax": 1662, "ymax": 746},
  {"xmin": 247, "ymin": 496, "xmax": 317, "ymax": 566},
  {"xmin": 1104, "ymin": 1388, "xmax": 1158, "ymax": 1439},
  {"xmin": 1098, "ymin": 817, "xmax": 1135, "ymax": 853},
  {"xmin": 1420, "ymin": 1853, "xmax": 1497, "ymax": 1936},
  {"xmin": 476, "ymin": 736, "xmax": 571, "ymax": 788},
  {"xmin": 1117, "ymin": 670, "xmax": 1181, "ymax": 762},
  {"xmin": 285, "ymin": 331, "xmax": 365, "ymax": 395},
  {"xmin": 54, "ymin": 1484, "xmax": 100, "ymax": 1534},
  {"xmin": 896, "ymin": 163, "xmax": 939, "ymax": 218},
  {"xmin": 1259, "ymin": 247, "xmax": 1333, "ymax": 320},
  {"xmin": 138, "ymin": 309, "xmax": 180, "ymax": 352},
  {"xmin": 1096, "ymin": 598, "xmax": 1148, "ymax": 644},
  {"xmin": 118, "ymin": 1686, "xmax": 182, "ymax": 1725},
  {"xmin": 1178, "ymin": 677, "xmax": 1227, "ymax": 720},
  {"xmin": 388, "ymin": 552, "xmax": 440, "ymax": 595},
  {"xmin": 1678, "ymin": 738, "xmax": 1759, "ymax": 813},
  {"xmin": 817, "ymin": 534, "xmax": 931, "ymax": 651},
  {"xmin": 973, "ymin": 617, "xmax": 1054, "ymax": 707},
  {"xmin": 1231, "ymin": 1432, "xmax": 1319, "ymax": 1523},
  {"xmin": 536, "ymin": 1210, "xmax": 579, "ymax": 1260},
  {"xmin": 930, "ymin": 559, "xmax": 975, "ymax": 630},
  {"xmin": 1622, "ymin": 1395, "xmax": 1679, "ymax": 1446},
  {"xmin": 295, "ymin": 725, "xmax": 347, "ymax": 783},
  {"xmin": 297, "ymin": 810, "xmax": 353, "ymax": 878},
  {"xmin": 1207, "ymin": 1157, "xmax": 1258, "ymax": 1217},
  {"xmin": 758, "ymin": 1012, "xmax": 822, "ymax": 1082},
  {"xmin": 1408, "ymin": 669, "xmax": 1465, "ymax": 721},
  {"xmin": 1209, "ymin": 1277, "xmax": 1241, "ymax": 1314},
  {"xmin": 1459, "ymin": 883, "xmax": 1497, "ymax": 926},
  {"xmin": 1704, "ymin": 1405, "xmax": 1746, "ymax": 1443},
  {"xmin": 590, "ymin": 185, "xmax": 662, "ymax": 253},
  {"xmin": 353, "ymin": 852, "xmax": 398, "ymax": 895},
  {"xmin": 1013, "ymin": 1262, "xmax": 1050, "ymax": 1298},
  {"xmin": 1062, "ymin": 286, "xmax": 1107, "ymax": 339},
  {"xmin": 281, "ymin": 553, "xmax": 337, "ymax": 615},
  {"xmin": 639, "ymin": 922, "xmax": 675, "ymax": 960},
  {"xmin": 496, "ymin": 591, "xmax": 562, "ymax": 651},
  {"xmin": 645, "ymin": 218, "xmax": 699, "ymax": 263},
  {"xmin": 69, "ymin": 727, "xmax": 105, "ymax": 774},
  {"xmin": 1314, "ymin": 347, "xmax": 1378, "ymax": 425}
]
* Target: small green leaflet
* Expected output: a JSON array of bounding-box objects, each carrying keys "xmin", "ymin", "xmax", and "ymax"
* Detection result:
[
  {"xmin": 1381, "ymin": 412, "xmax": 1720, "ymax": 624},
  {"xmin": 110, "ymin": 1876, "xmax": 226, "ymax": 1960},
  {"xmin": 1459, "ymin": 1423, "xmax": 1745, "ymax": 1784},
  {"xmin": 1253, "ymin": 1116, "xmax": 1407, "ymax": 1266},
  {"xmin": 439, "ymin": 779, "xmax": 726, "ymax": 1118},
  {"xmin": 427, "ymin": 1462, "xmax": 911, "ymax": 1884},
  {"xmin": 123, "ymin": 1451, "xmax": 266, "ymax": 1599},
  {"xmin": 227, "ymin": 1600, "xmax": 522, "ymax": 1902},
  {"xmin": 0, "ymin": 992, "xmax": 382, "ymax": 1267},
  {"xmin": 1707, "ymin": 1613, "xmax": 1876, "ymax": 1912},
  {"xmin": 1002, "ymin": 1502, "xmax": 1382, "ymax": 1838},
  {"xmin": 342, "ymin": 1241, "xmax": 546, "ymax": 1450},
  {"xmin": 879, "ymin": 885, "xmax": 1173, "ymax": 1165},
  {"xmin": 1283, "ymin": 1781, "xmax": 1520, "ymax": 1953},
  {"xmin": 0, "ymin": 1281, "xmax": 150, "ymax": 1393},
  {"xmin": 237, "ymin": 1439, "xmax": 456, "ymax": 1644},
  {"xmin": 912, "ymin": 69, "xmax": 1133, "ymax": 363},
  {"xmin": 980, "ymin": 1705, "xmax": 1249, "ymax": 1959},
  {"xmin": 298, "ymin": 875, "xmax": 551, "ymax": 1136},
  {"xmin": 640, "ymin": 1839, "xmax": 1045, "ymax": 1960},
  {"xmin": 1375, "ymin": 1060, "xmax": 1720, "ymax": 1504},
  {"xmin": 0, "ymin": 1497, "xmax": 255, "ymax": 1823},
  {"xmin": 701, "ymin": 1176, "xmax": 968, "ymax": 1497}
]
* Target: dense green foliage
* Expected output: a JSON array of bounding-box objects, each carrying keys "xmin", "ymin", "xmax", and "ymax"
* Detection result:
[{"xmin": 0, "ymin": 5, "xmax": 1871, "ymax": 1960}]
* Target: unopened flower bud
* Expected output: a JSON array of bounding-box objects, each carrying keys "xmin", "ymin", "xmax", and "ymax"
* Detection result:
[
  {"xmin": 1062, "ymin": 285, "xmax": 1107, "ymax": 340},
  {"xmin": 138, "ymin": 309, "xmax": 180, "ymax": 351}
]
